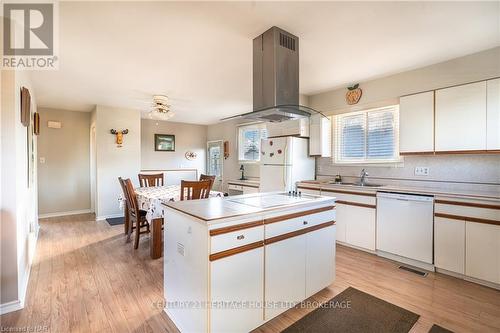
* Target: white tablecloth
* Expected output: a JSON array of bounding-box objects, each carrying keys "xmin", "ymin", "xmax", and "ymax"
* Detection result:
[{"xmin": 134, "ymin": 185, "xmax": 223, "ymax": 222}]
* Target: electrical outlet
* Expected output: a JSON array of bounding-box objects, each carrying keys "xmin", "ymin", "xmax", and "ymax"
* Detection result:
[{"xmin": 414, "ymin": 167, "xmax": 429, "ymax": 176}]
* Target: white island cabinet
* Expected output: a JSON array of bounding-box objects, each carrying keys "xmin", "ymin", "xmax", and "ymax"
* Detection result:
[{"xmin": 163, "ymin": 192, "xmax": 336, "ymax": 333}]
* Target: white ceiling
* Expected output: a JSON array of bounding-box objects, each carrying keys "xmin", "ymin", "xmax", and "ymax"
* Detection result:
[{"xmin": 31, "ymin": 1, "xmax": 500, "ymax": 125}]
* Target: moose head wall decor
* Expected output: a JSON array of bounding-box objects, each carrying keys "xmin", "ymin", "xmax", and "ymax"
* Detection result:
[{"xmin": 110, "ymin": 129, "xmax": 129, "ymax": 147}]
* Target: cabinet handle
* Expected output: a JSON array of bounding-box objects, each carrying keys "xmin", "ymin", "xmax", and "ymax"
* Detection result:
[
  {"xmin": 236, "ymin": 235, "xmax": 245, "ymax": 240},
  {"xmin": 303, "ymin": 221, "xmax": 308, "ymax": 225}
]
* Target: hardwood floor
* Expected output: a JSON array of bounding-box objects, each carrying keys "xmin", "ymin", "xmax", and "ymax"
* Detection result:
[{"xmin": 1, "ymin": 213, "xmax": 499, "ymax": 332}]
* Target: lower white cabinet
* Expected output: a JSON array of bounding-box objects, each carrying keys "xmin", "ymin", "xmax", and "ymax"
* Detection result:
[
  {"xmin": 265, "ymin": 236, "xmax": 306, "ymax": 319},
  {"xmin": 297, "ymin": 187, "xmax": 321, "ymax": 196},
  {"xmin": 465, "ymin": 222, "xmax": 500, "ymax": 284},
  {"xmin": 210, "ymin": 248, "xmax": 264, "ymax": 332},
  {"xmin": 305, "ymin": 226, "xmax": 336, "ymax": 297},
  {"xmin": 336, "ymin": 203, "xmax": 375, "ymax": 251},
  {"xmin": 242, "ymin": 186, "xmax": 259, "ymax": 194},
  {"xmin": 434, "ymin": 217, "xmax": 465, "ymax": 274}
]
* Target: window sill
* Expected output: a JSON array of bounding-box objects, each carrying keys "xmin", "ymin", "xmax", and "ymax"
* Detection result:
[{"xmin": 238, "ymin": 160, "xmax": 260, "ymax": 165}]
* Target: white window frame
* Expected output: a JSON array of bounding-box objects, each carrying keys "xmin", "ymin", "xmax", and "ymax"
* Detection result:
[
  {"xmin": 237, "ymin": 122, "xmax": 267, "ymax": 163},
  {"xmin": 333, "ymin": 105, "xmax": 401, "ymax": 165}
]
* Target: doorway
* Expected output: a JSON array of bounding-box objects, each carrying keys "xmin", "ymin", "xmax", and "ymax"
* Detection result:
[
  {"xmin": 207, "ymin": 140, "xmax": 223, "ymax": 192},
  {"xmin": 90, "ymin": 124, "xmax": 96, "ymax": 214}
]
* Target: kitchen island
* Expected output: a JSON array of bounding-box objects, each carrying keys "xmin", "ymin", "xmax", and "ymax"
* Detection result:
[{"xmin": 162, "ymin": 192, "xmax": 336, "ymax": 333}]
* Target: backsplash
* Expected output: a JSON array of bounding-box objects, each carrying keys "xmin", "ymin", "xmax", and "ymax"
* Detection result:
[{"xmin": 316, "ymin": 154, "xmax": 500, "ymax": 193}]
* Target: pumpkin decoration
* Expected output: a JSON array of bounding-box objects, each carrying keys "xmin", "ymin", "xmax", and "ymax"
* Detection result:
[{"xmin": 346, "ymin": 84, "xmax": 362, "ymax": 105}]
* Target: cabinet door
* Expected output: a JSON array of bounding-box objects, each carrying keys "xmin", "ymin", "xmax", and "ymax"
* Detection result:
[
  {"xmin": 305, "ymin": 226, "xmax": 336, "ymax": 298},
  {"xmin": 298, "ymin": 188, "xmax": 321, "ymax": 196},
  {"xmin": 265, "ymin": 236, "xmax": 306, "ymax": 320},
  {"xmin": 466, "ymin": 222, "xmax": 500, "ymax": 284},
  {"xmin": 344, "ymin": 204, "xmax": 376, "ymax": 251},
  {"xmin": 487, "ymin": 78, "xmax": 500, "ymax": 150},
  {"xmin": 334, "ymin": 204, "xmax": 348, "ymax": 243},
  {"xmin": 399, "ymin": 91, "xmax": 434, "ymax": 153},
  {"xmin": 435, "ymin": 81, "xmax": 487, "ymax": 151},
  {"xmin": 211, "ymin": 248, "xmax": 264, "ymax": 332},
  {"xmin": 309, "ymin": 114, "xmax": 332, "ymax": 157},
  {"xmin": 434, "ymin": 217, "xmax": 465, "ymax": 274}
]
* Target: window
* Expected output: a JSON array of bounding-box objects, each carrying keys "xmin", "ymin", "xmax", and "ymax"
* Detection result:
[
  {"xmin": 334, "ymin": 105, "xmax": 399, "ymax": 164},
  {"xmin": 238, "ymin": 123, "xmax": 267, "ymax": 162}
]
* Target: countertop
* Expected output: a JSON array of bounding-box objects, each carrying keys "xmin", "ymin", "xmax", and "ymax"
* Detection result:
[
  {"xmin": 163, "ymin": 192, "xmax": 335, "ymax": 223},
  {"xmin": 297, "ymin": 180, "xmax": 500, "ymax": 201}
]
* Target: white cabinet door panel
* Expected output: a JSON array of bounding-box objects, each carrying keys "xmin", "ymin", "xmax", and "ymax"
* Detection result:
[
  {"xmin": 242, "ymin": 186, "xmax": 259, "ymax": 194},
  {"xmin": 265, "ymin": 236, "xmax": 306, "ymax": 320},
  {"xmin": 434, "ymin": 217, "xmax": 465, "ymax": 274},
  {"xmin": 305, "ymin": 226, "xmax": 336, "ymax": 298},
  {"xmin": 211, "ymin": 248, "xmax": 264, "ymax": 333},
  {"xmin": 345, "ymin": 205, "xmax": 376, "ymax": 251},
  {"xmin": 334, "ymin": 204, "xmax": 348, "ymax": 243},
  {"xmin": 435, "ymin": 81, "xmax": 487, "ymax": 151},
  {"xmin": 400, "ymin": 91, "xmax": 434, "ymax": 153},
  {"xmin": 465, "ymin": 222, "xmax": 500, "ymax": 284},
  {"xmin": 487, "ymin": 78, "xmax": 500, "ymax": 150}
]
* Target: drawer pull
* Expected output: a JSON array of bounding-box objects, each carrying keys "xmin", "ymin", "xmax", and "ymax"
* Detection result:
[
  {"xmin": 236, "ymin": 235, "xmax": 245, "ymax": 240},
  {"xmin": 303, "ymin": 221, "xmax": 308, "ymax": 225}
]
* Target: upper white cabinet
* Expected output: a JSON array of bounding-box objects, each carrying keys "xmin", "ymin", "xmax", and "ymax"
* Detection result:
[
  {"xmin": 435, "ymin": 81, "xmax": 487, "ymax": 152},
  {"xmin": 399, "ymin": 91, "xmax": 435, "ymax": 153},
  {"xmin": 309, "ymin": 114, "xmax": 332, "ymax": 157},
  {"xmin": 487, "ymin": 78, "xmax": 500, "ymax": 150}
]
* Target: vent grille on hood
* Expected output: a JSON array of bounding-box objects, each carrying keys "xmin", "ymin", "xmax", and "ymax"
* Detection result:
[{"xmin": 221, "ymin": 26, "xmax": 326, "ymax": 123}]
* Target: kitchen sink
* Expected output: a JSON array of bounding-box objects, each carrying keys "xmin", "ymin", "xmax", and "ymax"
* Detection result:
[{"xmin": 328, "ymin": 181, "xmax": 383, "ymax": 188}]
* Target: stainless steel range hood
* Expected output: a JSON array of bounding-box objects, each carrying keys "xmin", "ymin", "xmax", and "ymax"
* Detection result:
[{"xmin": 222, "ymin": 26, "xmax": 325, "ymax": 123}]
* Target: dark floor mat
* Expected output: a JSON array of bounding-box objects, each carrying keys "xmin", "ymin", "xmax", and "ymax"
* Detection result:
[
  {"xmin": 429, "ymin": 324, "xmax": 454, "ymax": 333},
  {"xmin": 106, "ymin": 216, "xmax": 124, "ymax": 226},
  {"xmin": 281, "ymin": 287, "xmax": 420, "ymax": 333}
]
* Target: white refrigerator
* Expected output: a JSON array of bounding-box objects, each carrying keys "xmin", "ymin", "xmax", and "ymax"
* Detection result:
[{"xmin": 260, "ymin": 137, "xmax": 315, "ymax": 192}]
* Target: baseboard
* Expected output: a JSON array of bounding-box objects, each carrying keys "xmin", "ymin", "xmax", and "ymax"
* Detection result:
[
  {"xmin": 96, "ymin": 213, "xmax": 123, "ymax": 221},
  {"xmin": 336, "ymin": 241, "xmax": 377, "ymax": 255},
  {"xmin": 0, "ymin": 299, "xmax": 23, "ymax": 315},
  {"xmin": 435, "ymin": 268, "xmax": 500, "ymax": 290},
  {"xmin": 39, "ymin": 209, "xmax": 91, "ymax": 218}
]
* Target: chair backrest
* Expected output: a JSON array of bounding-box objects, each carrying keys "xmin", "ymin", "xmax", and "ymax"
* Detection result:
[
  {"xmin": 118, "ymin": 177, "xmax": 129, "ymax": 209},
  {"xmin": 199, "ymin": 174, "xmax": 216, "ymax": 190},
  {"xmin": 180, "ymin": 179, "xmax": 211, "ymax": 201},
  {"xmin": 138, "ymin": 173, "xmax": 164, "ymax": 187},
  {"xmin": 123, "ymin": 178, "xmax": 141, "ymax": 217}
]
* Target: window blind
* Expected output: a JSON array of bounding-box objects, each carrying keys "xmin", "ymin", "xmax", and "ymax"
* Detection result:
[
  {"xmin": 335, "ymin": 105, "xmax": 399, "ymax": 163},
  {"xmin": 238, "ymin": 123, "xmax": 267, "ymax": 162}
]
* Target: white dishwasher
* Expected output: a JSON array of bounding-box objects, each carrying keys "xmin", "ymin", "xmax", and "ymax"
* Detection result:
[{"xmin": 376, "ymin": 192, "xmax": 434, "ymax": 269}]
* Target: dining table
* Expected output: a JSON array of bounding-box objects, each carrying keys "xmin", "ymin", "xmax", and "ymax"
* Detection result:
[{"xmin": 127, "ymin": 184, "xmax": 223, "ymax": 259}]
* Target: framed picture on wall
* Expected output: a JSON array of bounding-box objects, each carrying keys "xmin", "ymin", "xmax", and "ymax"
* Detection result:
[{"xmin": 155, "ymin": 134, "xmax": 175, "ymax": 151}]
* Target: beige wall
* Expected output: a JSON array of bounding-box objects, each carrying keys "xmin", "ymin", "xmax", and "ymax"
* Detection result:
[
  {"xmin": 37, "ymin": 108, "xmax": 91, "ymax": 215},
  {"xmin": 141, "ymin": 119, "xmax": 207, "ymax": 174},
  {"xmin": 95, "ymin": 105, "xmax": 141, "ymax": 219},
  {"xmin": 1, "ymin": 68, "xmax": 39, "ymax": 309},
  {"xmin": 310, "ymin": 47, "xmax": 500, "ymax": 185}
]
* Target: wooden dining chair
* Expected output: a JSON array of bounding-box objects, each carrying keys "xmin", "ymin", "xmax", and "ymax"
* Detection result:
[
  {"xmin": 180, "ymin": 179, "xmax": 211, "ymax": 201},
  {"xmin": 122, "ymin": 178, "xmax": 150, "ymax": 249},
  {"xmin": 138, "ymin": 173, "xmax": 164, "ymax": 187},
  {"xmin": 199, "ymin": 174, "xmax": 216, "ymax": 190},
  {"xmin": 118, "ymin": 177, "xmax": 132, "ymax": 238}
]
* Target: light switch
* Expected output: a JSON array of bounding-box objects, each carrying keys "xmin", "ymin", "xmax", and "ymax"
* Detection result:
[{"xmin": 39, "ymin": 157, "xmax": 46, "ymax": 164}]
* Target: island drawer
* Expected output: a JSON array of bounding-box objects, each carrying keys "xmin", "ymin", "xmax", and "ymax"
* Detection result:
[
  {"xmin": 265, "ymin": 207, "xmax": 335, "ymax": 238},
  {"xmin": 210, "ymin": 226, "xmax": 264, "ymax": 254}
]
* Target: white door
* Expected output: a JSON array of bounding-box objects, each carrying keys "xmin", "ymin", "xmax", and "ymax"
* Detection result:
[
  {"xmin": 261, "ymin": 137, "xmax": 291, "ymax": 165},
  {"xmin": 465, "ymin": 222, "xmax": 500, "ymax": 284},
  {"xmin": 207, "ymin": 140, "xmax": 223, "ymax": 191},
  {"xmin": 487, "ymin": 78, "xmax": 500, "ymax": 150},
  {"xmin": 399, "ymin": 91, "xmax": 435, "ymax": 153},
  {"xmin": 260, "ymin": 165, "xmax": 290, "ymax": 192},
  {"xmin": 334, "ymin": 204, "xmax": 348, "ymax": 243},
  {"xmin": 434, "ymin": 217, "xmax": 465, "ymax": 274},
  {"xmin": 305, "ymin": 226, "xmax": 336, "ymax": 298},
  {"xmin": 435, "ymin": 81, "xmax": 487, "ymax": 151},
  {"xmin": 210, "ymin": 248, "xmax": 264, "ymax": 332},
  {"xmin": 265, "ymin": 236, "xmax": 306, "ymax": 319}
]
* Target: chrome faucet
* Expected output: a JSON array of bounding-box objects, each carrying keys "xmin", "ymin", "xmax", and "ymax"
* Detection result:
[{"xmin": 359, "ymin": 169, "xmax": 369, "ymax": 186}]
